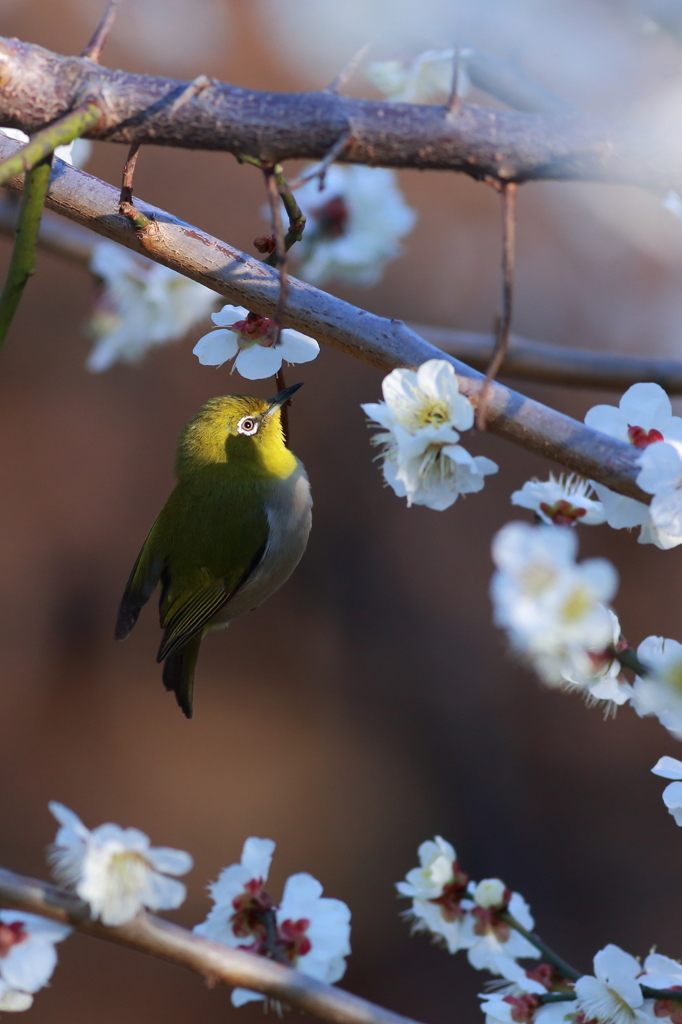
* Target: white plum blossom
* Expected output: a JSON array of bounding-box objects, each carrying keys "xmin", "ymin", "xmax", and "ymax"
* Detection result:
[
  {"xmin": 366, "ymin": 49, "xmax": 471, "ymax": 103},
  {"xmin": 632, "ymin": 637, "xmax": 682, "ymax": 740},
  {"xmin": 639, "ymin": 951, "xmax": 682, "ymax": 989},
  {"xmin": 574, "ymin": 944, "xmax": 650, "ymax": 1024},
  {"xmin": 0, "ymin": 911, "xmax": 71, "ymax": 1012},
  {"xmin": 585, "ymin": 383, "xmax": 682, "ymax": 549},
  {"xmin": 491, "ymin": 522, "xmax": 619, "ymax": 689},
  {"xmin": 651, "ymin": 756, "xmax": 682, "ymax": 824},
  {"xmin": 635, "ymin": 440, "xmax": 682, "ymax": 550},
  {"xmin": 561, "ymin": 609, "xmax": 633, "ymax": 708},
  {"xmin": 396, "ymin": 836, "xmax": 473, "ymax": 954},
  {"xmin": 0, "ymin": 127, "xmax": 92, "ymax": 168},
  {"xmin": 87, "ymin": 241, "xmax": 219, "ymax": 371},
  {"xmin": 511, "ymin": 474, "xmax": 605, "ymax": 527},
  {"xmin": 288, "ymin": 164, "xmax": 416, "ymax": 286},
  {"xmin": 362, "ymin": 360, "xmax": 498, "ymax": 510},
  {"xmin": 194, "ymin": 838, "xmax": 350, "ymax": 1008},
  {"xmin": 193, "ymin": 304, "xmax": 319, "ymax": 380},
  {"xmin": 461, "ymin": 882, "xmax": 538, "ymax": 972},
  {"xmin": 48, "ymin": 801, "xmax": 193, "ymax": 926}
]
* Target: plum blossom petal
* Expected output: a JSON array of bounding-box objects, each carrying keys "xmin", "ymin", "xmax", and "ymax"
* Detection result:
[
  {"xmin": 632, "ymin": 637, "xmax": 682, "ymax": 739},
  {"xmin": 87, "ymin": 241, "xmax": 219, "ymax": 370},
  {"xmin": 193, "ymin": 330, "xmax": 239, "ymax": 367},
  {"xmin": 48, "ymin": 802, "xmax": 192, "ymax": 926},
  {"xmin": 286, "ymin": 165, "xmax": 416, "ymax": 287},
  {"xmin": 194, "ymin": 305, "xmax": 319, "ymax": 379},
  {"xmin": 640, "ymin": 952, "xmax": 682, "ymax": 989},
  {"xmin": 511, "ymin": 474, "xmax": 606, "ymax": 527},
  {"xmin": 367, "ymin": 48, "xmax": 472, "ymax": 103},
  {"xmin": 193, "ymin": 837, "xmax": 276, "ymax": 948},
  {"xmin": 574, "ymin": 944, "xmax": 649, "ymax": 1024}
]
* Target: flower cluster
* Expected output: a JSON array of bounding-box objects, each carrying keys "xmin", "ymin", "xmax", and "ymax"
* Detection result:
[
  {"xmin": 396, "ymin": 837, "xmax": 538, "ymax": 974},
  {"xmin": 362, "ymin": 360, "xmax": 498, "ymax": 510},
  {"xmin": 286, "ymin": 164, "xmax": 416, "ymax": 286},
  {"xmin": 87, "ymin": 241, "xmax": 219, "ymax": 371},
  {"xmin": 193, "ymin": 304, "xmax": 319, "ymax": 379},
  {"xmin": 585, "ymin": 383, "xmax": 682, "ymax": 549},
  {"xmin": 366, "ymin": 48, "xmax": 472, "ymax": 103},
  {"xmin": 194, "ymin": 836, "xmax": 351, "ymax": 1007},
  {"xmin": 490, "ymin": 521, "xmax": 627, "ymax": 703}
]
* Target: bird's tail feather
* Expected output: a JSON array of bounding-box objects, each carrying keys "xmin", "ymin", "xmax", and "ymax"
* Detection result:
[{"xmin": 162, "ymin": 634, "xmax": 202, "ymax": 719}]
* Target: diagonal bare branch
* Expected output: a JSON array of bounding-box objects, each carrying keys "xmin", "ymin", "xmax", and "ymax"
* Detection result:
[
  {"xmin": 0, "ymin": 866, "xmax": 422, "ymax": 1024},
  {"xmin": 0, "ymin": 36, "xmax": 678, "ymax": 190},
  {"xmin": 0, "ymin": 135, "xmax": 647, "ymax": 501}
]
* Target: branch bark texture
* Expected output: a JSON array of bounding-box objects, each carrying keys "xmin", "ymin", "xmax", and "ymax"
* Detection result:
[
  {"xmin": 0, "ymin": 36, "xmax": 679, "ymax": 189},
  {"xmin": 0, "ymin": 135, "xmax": 647, "ymax": 501},
  {"xmin": 0, "ymin": 867, "xmax": 422, "ymax": 1024}
]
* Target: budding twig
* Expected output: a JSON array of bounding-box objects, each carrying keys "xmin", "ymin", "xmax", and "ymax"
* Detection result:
[
  {"xmin": 500, "ymin": 911, "xmax": 582, "ymax": 982},
  {"xmin": 476, "ymin": 182, "xmax": 518, "ymax": 430},
  {"xmin": 264, "ymin": 164, "xmax": 289, "ymax": 350},
  {"xmin": 119, "ymin": 142, "xmax": 140, "ymax": 209},
  {"xmin": 0, "ymin": 102, "xmax": 101, "ymax": 189},
  {"xmin": 264, "ymin": 164, "xmax": 306, "ymax": 267},
  {"xmin": 0, "ymin": 155, "xmax": 53, "ymax": 347},
  {"xmin": 81, "ymin": 0, "xmax": 119, "ymax": 62}
]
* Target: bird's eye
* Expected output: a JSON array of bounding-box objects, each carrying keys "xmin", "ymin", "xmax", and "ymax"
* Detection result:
[{"xmin": 237, "ymin": 416, "xmax": 259, "ymax": 436}]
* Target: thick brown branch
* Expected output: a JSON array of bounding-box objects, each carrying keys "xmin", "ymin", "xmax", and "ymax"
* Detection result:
[
  {"xmin": 0, "ymin": 36, "xmax": 679, "ymax": 189},
  {"xmin": 0, "ymin": 866, "xmax": 421, "ymax": 1024},
  {"xmin": 0, "ymin": 137, "xmax": 647, "ymax": 500},
  {"xmin": 2, "ymin": 199, "xmax": 677, "ymax": 394}
]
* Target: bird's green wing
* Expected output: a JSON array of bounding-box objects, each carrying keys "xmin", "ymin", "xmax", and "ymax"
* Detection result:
[
  {"xmin": 115, "ymin": 521, "xmax": 164, "ymax": 641},
  {"xmin": 155, "ymin": 479, "xmax": 270, "ymax": 662}
]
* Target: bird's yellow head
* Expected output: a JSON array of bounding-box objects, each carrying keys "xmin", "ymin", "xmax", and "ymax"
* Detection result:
[{"xmin": 176, "ymin": 383, "xmax": 303, "ymax": 480}]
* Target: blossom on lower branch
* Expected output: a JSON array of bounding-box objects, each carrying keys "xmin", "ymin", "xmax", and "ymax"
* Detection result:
[
  {"xmin": 362, "ymin": 360, "xmax": 498, "ymax": 510},
  {"xmin": 396, "ymin": 838, "xmax": 537, "ymax": 973},
  {"xmin": 491, "ymin": 522, "xmax": 625, "ymax": 702},
  {"xmin": 0, "ymin": 912, "xmax": 71, "ymax": 1012},
  {"xmin": 194, "ymin": 837, "xmax": 351, "ymax": 1007},
  {"xmin": 574, "ymin": 945, "xmax": 652, "ymax": 1024},
  {"xmin": 48, "ymin": 802, "xmax": 193, "ymax": 926},
  {"xmin": 193, "ymin": 304, "xmax": 319, "ymax": 379}
]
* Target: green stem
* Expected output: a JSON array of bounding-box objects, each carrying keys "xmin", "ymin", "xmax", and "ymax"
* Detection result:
[
  {"xmin": 0, "ymin": 156, "xmax": 53, "ymax": 347},
  {"xmin": 263, "ymin": 163, "xmax": 306, "ymax": 266},
  {"xmin": 539, "ymin": 994, "xmax": 577, "ymax": 1004},
  {"xmin": 0, "ymin": 103, "xmax": 101, "ymax": 188},
  {"xmin": 613, "ymin": 646, "xmax": 648, "ymax": 677},
  {"xmin": 499, "ymin": 911, "xmax": 582, "ymax": 982}
]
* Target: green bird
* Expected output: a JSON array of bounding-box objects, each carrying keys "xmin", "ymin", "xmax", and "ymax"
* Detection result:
[{"xmin": 115, "ymin": 383, "xmax": 312, "ymax": 718}]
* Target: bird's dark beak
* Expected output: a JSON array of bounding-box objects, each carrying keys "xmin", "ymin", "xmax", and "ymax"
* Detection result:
[{"xmin": 266, "ymin": 382, "xmax": 304, "ymax": 415}]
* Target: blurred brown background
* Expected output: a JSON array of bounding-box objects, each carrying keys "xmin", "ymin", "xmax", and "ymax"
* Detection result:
[{"xmin": 1, "ymin": 2, "xmax": 682, "ymax": 1023}]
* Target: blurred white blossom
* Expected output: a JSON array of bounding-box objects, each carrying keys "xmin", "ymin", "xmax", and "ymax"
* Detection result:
[
  {"xmin": 632, "ymin": 637, "xmax": 682, "ymax": 740},
  {"xmin": 491, "ymin": 522, "xmax": 619, "ymax": 688},
  {"xmin": 574, "ymin": 944, "xmax": 650, "ymax": 1024},
  {"xmin": 651, "ymin": 757, "xmax": 682, "ymax": 825},
  {"xmin": 396, "ymin": 836, "xmax": 474, "ymax": 954},
  {"xmin": 193, "ymin": 305, "xmax": 319, "ymax": 380},
  {"xmin": 639, "ymin": 951, "xmax": 682, "ymax": 989},
  {"xmin": 560, "ymin": 609, "xmax": 633, "ymax": 708},
  {"xmin": 362, "ymin": 359, "xmax": 498, "ymax": 510},
  {"xmin": 366, "ymin": 48, "xmax": 471, "ymax": 103},
  {"xmin": 663, "ymin": 191, "xmax": 682, "ymax": 220},
  {"xmin": 194, "ymin": 838, "xmax": 350, "ymax": 1008},
  {"xmin": 0, "ymin": 127, "xmax": 92, "ymax": 168},
  {"xmin": 585, "ymin": 383, "xmax": 682, "ymax": 549},
  {"xmin": 87, "ymin": 241, "xmax": 219, "ymax": 371},
  {"xmin": 511, "ymin": 474, "xmax": 605, "ymax": 526},
  {"xmin": 0, "ymin": 911, "xmax": 71, "ymax": 1012},
  {"xmin": 460, "ymin": 886, "xmax": 538, "ymax": 973},
  {"xmin": 49, "ymin": 802, "xmax": 193, "ymax": 926},
  {"xmin": 289, "ymin": 164, "xmax": 416, "ymax": 286}
]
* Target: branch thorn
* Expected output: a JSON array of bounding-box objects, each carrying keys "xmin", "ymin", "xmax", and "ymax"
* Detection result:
[
  {"xmin": 325, "ymin": 41, "xmax": 372, "ymax": 94},
  {"xmin": 81, "ymin": 0, "xmax": 119, "ymax": 62},
  {"xmin": 169, "ymin": 74, "xmax": 212, "ymax": 116}
]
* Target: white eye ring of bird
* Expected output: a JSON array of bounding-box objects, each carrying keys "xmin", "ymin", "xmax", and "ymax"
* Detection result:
[{"xmin": 237, "ymin": 415, "xmax": 260, "ymax": 436}]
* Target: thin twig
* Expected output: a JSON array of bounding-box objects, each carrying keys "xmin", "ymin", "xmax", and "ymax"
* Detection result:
[
  {"xmin": 169, "ymin": 75, "xmax": 212, "ymax": 116},
  {"xmin": 613, "ymin": 647, "xmax": 648, "ymax": 677},
  {"xmin": 500, "ymin": 912, "xmax": 582, "ymax": 982},
  {"xmin": 119, "ymin": 141, "xmax": 140, "ymax": 208},
  {"xmin": 264, "ymin": 165, "xmax": 288, "ymax": 350},
  {"xmin": 0, "ymin": 137, "xmax": 649, "ymax": 503},
  {"xmin": 287, "ymin": 132, "xmax": 352, "ymax": 192},
  {"xmin": 0, "ymin": 156, "xmax": 52, "ymax": 347},
  {"xmin": 476, "ymin": 182, "xmax": 518, "ymax": 430},
  {"xmin": 0, "ymin": 103, "xmax": 101, "ymax": 189},
  {"xmin": 326, "ymin": 42, "xmax": 373, "ymax": 95},
  {"xmin": 0, "ymin": 866, "xmax": 423, "ymax": 1024},
  {"xmin": 447, "ymin": 46, "xmax": 463, "ymax": 114},
  {"xmin": 264, "ymin": 164, "xmax": 306, "ymax": 267},
  {"xmin": 81, "ymin": 0, "xmax": 119, "ymax": 61}
]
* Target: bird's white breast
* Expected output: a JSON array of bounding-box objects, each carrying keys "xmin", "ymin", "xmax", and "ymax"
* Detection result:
[{"xmin": 210, "ymin": 461, "xmax": 312, "ymax": 626}]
